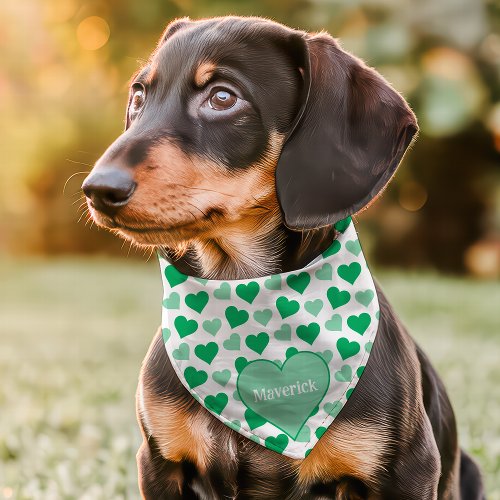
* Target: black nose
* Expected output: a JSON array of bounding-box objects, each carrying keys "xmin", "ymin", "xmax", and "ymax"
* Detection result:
[{"xmin": 82, "ymin": 167, "xmax": 136, "ymax": 214}]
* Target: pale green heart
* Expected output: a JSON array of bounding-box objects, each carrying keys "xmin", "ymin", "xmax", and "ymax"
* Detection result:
[
  {"xmin": 233, "ymin": 390, "xmax": 241, "ymax": 401},
  {"xmin": 295, "ymin": 425, "xmax": 311, "ymax": 442},
  {"xmin": 355, "ymin": 289, "xmax": 375, "ymax": 307},
  {"xmin": 194, "ymin": 277, "xmax": 209, "ymax": 285},
  {"xmin": 364, "ymin": 341, "xmax": 373, "ymax": 353},
  {"xmin": 375, "ymin": 310, "xmax": 380, "ymax": 320},
  {"xmin": 213, "ymin": 369, "xmax": 231, "ymax": 386},
  {"xmin": 324, "ymin": 400, "xmax": 343, "ymax": 418},
  {"xmin": 213, "ymin": 282, "xmax": 231, "ymax": 300},
  {"xmin": 315, "ymin": 263, "xmax": 333, "ymax": 280},
  {"xmin": 162, "ymin": 292, "xmax": 180, "ymax": 309},
  {"xmin": 345, "ymin": 239, "xmax": 362, "ymax": 256},
  {"xmin": 274, "ymin": 324, "xmax": 291, "ymax": 341},
  {"xmin": 253, "ymin": 309, "xmax": 272, "ymax": 326},
  {"xmin": 202, "ymin": 318, "xmax": 222, "ymax": 336},
  {"xmin": 325, "ymin": 314, "xmax": 342, "ymax": 331},
  {"xmin": 317, "ymin": 349, "xmax": 333, "ymax": 364},
  {"xmin": 334, "ymin": 365, "xmax": 353, "ymax": 382},
  {"xmin": 237, "ymin": 352, "xmax": 330, "ymax": 439},
  {"xmin": 223, "ymin": 333, "xmax": 241, "ymax": 351},
  {"xmin": 162, "ymin": 328, "xmax": 171, "ymax": 343},
  {"xmin": 304, "ymin": 299, "xmax": 323, "ymax": 317},
  {"xmin": 264, "ymin": 275, "xmax": 281, "ymax": 290},
  {"xmin": 230, "ymin": 419, "xmax": 241, "ymax": 431},
  {"xmin": 172, "ymin": 342, "xmax": 189, "ymax": 360}
]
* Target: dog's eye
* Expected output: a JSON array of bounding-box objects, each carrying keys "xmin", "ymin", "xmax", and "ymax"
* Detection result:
[
  {"xmin": 129, "ymin": 86, "xmax": 146, "ymax": 117},
  {"xmin": 209, "ymin": 89, "xmax": 237, "ymax": 111}
]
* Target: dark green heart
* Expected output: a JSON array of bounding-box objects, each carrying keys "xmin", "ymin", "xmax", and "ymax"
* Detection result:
[
  {"xmin": 315, "ymin": 426, "xmax": 327, "ymax": 439},
  {"xmin": 162, "ymin": 292, "xmax": 180, "ymax": 309},
  {"xmin": 335, "ymin": 365, "xmax": 353, "ymax": 382},
  {"xmin": 194, "ymin": 342, "xmax": 218, "ymax": 364},
  {"xmin": 346, "ymin": 388, "xmax": 354, "ymax": 399},
  {"xmin": 355, "ymin": 289, "xmax": 374, "ymax": 307},
  {"xmin": 213, "ymin": 369, "xmax": 231, "ymax": 386},
  {"xmin": 184, "ymin": 366, "xmax": 207, "ymax": 389},
  {"xmin": 223, "ymin": 333, "xmax": 241, "ymax": 351},
  {"xmin": 253, "ymin": 309, "xmax": 272, "ymax": 326},
  {"xmin": 296, "ymin": 323, "xmax": 320, "ymax": 345},
  {"xmin": 276, "ymin": 296, "xmax": 300, "ymax": 319},
  {"xmin": 225, "ymin": 306, "xmax": 249, "ymax": 328},
  {"xmin": 213, "ymin": 282, "xmax": 231, "ymax": 300},
  {"xmin": 327, "ymin": 287, "xmax": 351, "ymax": 310},
  {"xmin": 174, "ymin": 316, "xmax": 198, "ymax": 338},
  {"xmin": 322, "ymin": 239, "xmax": 341, "ymax": 258},
  {"xmin": 185, "ymin": 291, "xmax": 209, "ymax": 313},
  {"xmin": 336, "ymin": 337, "xmax": 360, "ymax": 360},
  {"xmin": 245, "ymin": 332, "xmax": 269, "ymax": 355},
  {"xmin": 236, "ymin": 282, "xmax": 260, "ymax": 304},
  {"xmin": 325, "ymin": 314, "xmax": 342, "ymax": 331},
  {"xmin": 245, "ymin": 408, "xmax": 267, "ymax": 430},
  {"xmin": 235, "ymin": 356, "xmax": 249, "ymax": 373},
  {"xmin": 347, "ymin": 313, "xmax": 371, "ymax": 335},
  {"xmin": 161, "ymin": 328, "xmax": 171, "ymax": 343},
  {"xmin": 315, "ymin": 263, "xmax": 333, "ymax": 280},
  {"xmin": 274, "ymin": 324, "xmax": 291, "ymax": 341},
  {"xmin": 264, "ymin": 275, "xmax": 281, "ymax": 290},
  {"xmin": 286, "ymin": 347, "xmax": 299, "ymax": 359},
  {"xmin": 286, "ymin": 272, "xmax": 311, "ymax": 294},
  {"xmin": 337, "ymin": 262, "xmax": 361, "ymax": 285},
  {"xmin": 172, "ymin": 342, "xmax": 189, "ymax": 360},
  {"xmin": 202, "ymin": 318, "xmax": 222, "ymax": 336},
  {"xmin": 334, "ymin": 217, "xmax": 351, "ymax": 233},
  {"xmin": 356, "ymin": 366, "xmax": 365, "ymax": 378},
  {"xmin": 204, "ymin": 393, "xmax": 228, "ymax": 415},
  {"xmin": 345, "ymin": 239, "xmax": 362, "ymax": 256},
  {"xmin": 265, "ymin": 434, "xmax": 289, "ymax": 453},
  {"xmin": 164, "ymin": 265, "xmax": 188, "ymax": 288},
  {"xmin": 304, "ymin": 299, "xmax": 323, "ymax": 317}
]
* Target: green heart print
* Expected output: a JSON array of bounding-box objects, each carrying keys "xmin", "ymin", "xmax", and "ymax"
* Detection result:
[{"xmin": 237, "ymin": 352, "xmax": 330, "ymax": 439}]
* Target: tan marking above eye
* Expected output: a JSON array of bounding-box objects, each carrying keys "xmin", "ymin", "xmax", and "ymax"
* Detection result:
[{"xmin": 194, "ymin": 61, "xmax": 217, "ymax": 87}]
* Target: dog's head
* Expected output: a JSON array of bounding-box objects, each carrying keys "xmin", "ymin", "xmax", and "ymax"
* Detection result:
[{"xmin": 82, "ymin": 16, "xmax": 417, "ymax": 248}]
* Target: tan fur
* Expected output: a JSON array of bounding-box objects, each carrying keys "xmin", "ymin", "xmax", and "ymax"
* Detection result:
[
  {"xmin": 138, "ymin": 376, "xmax": 213, "ymax": 472},
  {"xmin": 296, "ymin": 419, "xmax": 390, "ymax": 487},
  {"xmin": 194, "ymin": 61, "xmax": 216, "ymax": 87}
]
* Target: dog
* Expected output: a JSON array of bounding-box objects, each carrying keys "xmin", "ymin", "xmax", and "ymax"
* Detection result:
[{"xmin": 81, "ymin": 16, "xmax": 485, "ymax": 500}]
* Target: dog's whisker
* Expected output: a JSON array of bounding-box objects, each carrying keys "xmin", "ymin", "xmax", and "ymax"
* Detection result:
[{"xmin": 63, "ymin": 170, "xmax": 91, "ymax": 195}]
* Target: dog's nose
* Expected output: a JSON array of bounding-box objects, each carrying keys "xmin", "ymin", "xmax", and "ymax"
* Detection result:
[{"xmin": 82, "ymin": 167, "xmax": 136, "ymax": 214}]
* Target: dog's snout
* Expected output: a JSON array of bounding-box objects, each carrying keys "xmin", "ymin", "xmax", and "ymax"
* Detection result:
[{"xmin": 82, "ymin": 167, "xmax": 136, "ymax": 214}]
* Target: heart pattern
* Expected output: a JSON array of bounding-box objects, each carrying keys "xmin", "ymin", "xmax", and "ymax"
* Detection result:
[{"xmin": 159, "ymin": 217, "xmax": 378, "ymax": 460}]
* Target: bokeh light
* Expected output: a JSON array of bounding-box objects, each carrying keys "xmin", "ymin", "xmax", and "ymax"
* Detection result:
[
  {"xmin": 76, "ymin": 16, "xmax": 110, "ymax": 51},
  {"xmin": 398, "ymin": 181, "xmax": 428, "ymax": 212}
]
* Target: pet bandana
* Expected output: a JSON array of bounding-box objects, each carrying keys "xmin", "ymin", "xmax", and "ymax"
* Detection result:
[{"xmin": 159, "ymin": 217, "xmax": 379, "ymax": 459}]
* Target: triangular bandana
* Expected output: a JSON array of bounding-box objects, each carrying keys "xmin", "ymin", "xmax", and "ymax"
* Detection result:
[{"xmin": 159, "ymin": 217, "xmax": 379, "ymax": 459}]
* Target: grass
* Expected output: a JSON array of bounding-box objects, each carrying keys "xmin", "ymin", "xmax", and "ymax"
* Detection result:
[{"xmin": 0, "ymin": 257, "xmax": 498, "ymax": 499}]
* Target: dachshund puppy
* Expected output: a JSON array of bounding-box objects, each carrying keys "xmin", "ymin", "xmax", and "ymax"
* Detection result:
[{"xmin": 82, "ymin": 16, "xmax": 485, "ymax": 500}]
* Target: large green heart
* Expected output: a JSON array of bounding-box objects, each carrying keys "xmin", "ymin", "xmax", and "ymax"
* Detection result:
[
  {"xmin": 237, "ymin": 352, "xmax": 330, "ymax": 439},
  {"xmin": 164, "ymin": 265, "xmax": 188, "ymax": 288}
]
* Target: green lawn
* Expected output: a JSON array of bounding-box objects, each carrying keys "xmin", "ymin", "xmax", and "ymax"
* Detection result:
[{"xmin": 0, "ymin": 258, "xmax": 498, "ymax": 499}]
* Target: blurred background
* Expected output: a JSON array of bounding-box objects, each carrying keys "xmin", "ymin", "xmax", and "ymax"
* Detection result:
[{"xmin": 0, "ymin": 0, "xmax": 499, "ymax": 498}]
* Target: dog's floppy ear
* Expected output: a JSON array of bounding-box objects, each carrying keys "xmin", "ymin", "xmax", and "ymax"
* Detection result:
[{"xmin": 276, "ymin": 33, "xmax": 418, "ymax": 229}]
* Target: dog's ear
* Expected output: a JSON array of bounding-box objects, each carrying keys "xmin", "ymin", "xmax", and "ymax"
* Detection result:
[
  {"xmin": 160, "ymin": 17, "xmax": 192, "ymax": 44},
  {"xmin": 276, "ymin": 33, "xmax": 418, "ymax": 229}
]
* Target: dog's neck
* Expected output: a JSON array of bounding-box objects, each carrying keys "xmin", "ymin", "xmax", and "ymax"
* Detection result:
[{"xmin": 164, "ymin": 213, "xmax": 337, "ymax": 280}]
